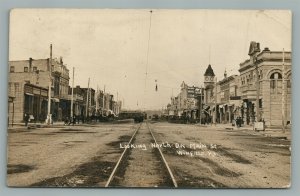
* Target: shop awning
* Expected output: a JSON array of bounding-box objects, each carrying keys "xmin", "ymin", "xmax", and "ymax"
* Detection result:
[
  {"xmin": 233, "ymin": 108, "xmax": 237, "ymax": 113},
  {"xmin": 203, "ymin": 110, "xmax": 210, "ymax": 115},
  {"xmin": 51, "ymin": 98, "xmax": 60, "ymax": 102},
  {"xmin": 204, "ymin": 105, "xmax": 210, "ymax": 110},
  {"xmin": 25, "ymin": 93, "xmax": 34, "ymax": 96}
]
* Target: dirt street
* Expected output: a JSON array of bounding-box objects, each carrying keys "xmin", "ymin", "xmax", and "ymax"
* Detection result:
[
  {"xmin": 7, "ymin": 123, "xmax": 137, "ymax": 187},
  {"xmin": 7, "ymin": 121, "xmax": 291, "ymax": 188},
  {"xmin": 150, "ymin": 122, "xmax": 291, "ymax": 188}
]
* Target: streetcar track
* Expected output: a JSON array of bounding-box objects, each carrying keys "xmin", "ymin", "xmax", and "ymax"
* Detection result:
[
  {"xmin": 104, "ymin": 123, "xmax": 142, "ymax": 187},
  {"xmin": 146, "ymin": 122, "xmax": 178, "ymax": 187},
  {"xmin": 105, "ymin": 121, "xmax": 178, "ymax": 188}
]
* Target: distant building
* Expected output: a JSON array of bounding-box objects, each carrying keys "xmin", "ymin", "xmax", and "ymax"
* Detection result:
[
  {"xmin": 103, "ymin": 93, "xmax": 113, "ymax": 113},
  {"xmin": 71, "ymin": 86, "xmax": 95, "ymax": 117},
  {"xmin": 68, "ymin": 86, "xmax": 85, "ymax": 117},
  {"xmin": 112, "ymin": 100, "xmax": 122, "ymax": 116},
  {"xmin": 95, "ymin": 90, "xmax": 122, "ymax": 116},
  {"xmin": 217, "ymin": 72, "xmax": 241, "ymax": 124},
  {"xmin": 168, "ymin": 96, "xmax": 179, "ymax": 116},
  {"xmin": 167, "ymin": 81, "xmax": 204, "ymax": 121}
]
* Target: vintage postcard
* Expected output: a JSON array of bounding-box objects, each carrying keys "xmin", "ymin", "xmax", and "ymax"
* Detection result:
[{"xmin": 7, "ymin": 9, "xmax": 291, "ymax": 188}]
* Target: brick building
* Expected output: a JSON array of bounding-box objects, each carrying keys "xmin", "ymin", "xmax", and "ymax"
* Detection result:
[
  {"xmin": 70, "ymin": 86, "xmax": 95, "ymax": 117},
  {"xmin": 8, "ymin": 57, "xmax": 70, "ymax": 122},
  {"xmin": 217, "ymin": 72, "xmax": 242, "ymax": 124},
  {"xmin": 8, "ymin": 82, "xmax": 48, "ymax": 124}
]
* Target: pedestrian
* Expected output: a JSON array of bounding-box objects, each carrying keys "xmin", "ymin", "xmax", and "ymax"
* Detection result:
[
  {"xmin": 72, "ymin": 115, "xmax": 76, "ymax": 125},
  {"xmin": 24, "ymin": 113, "xmax": 30, "ymax": 127},
  {"xmin": 68, "ymin": 116, "xmax": 72, "ymax": 125},
  {"xmin": 232, "ymin": 119, "xmax": 235, "ymax": 126},
  {"xmin": 81, "ymin": 115, "xmax": 85, "ymax": 124},
  {"xmin": 77, "ymin": 115, "xmax": 80, "ymax": 124},
  {"xmin": 238, "ymin": 117, "xmax": 242, "ymax": 127},
  {"xmin": 64, "ymin": 117, "xmax": 69, "ymax": 125}
]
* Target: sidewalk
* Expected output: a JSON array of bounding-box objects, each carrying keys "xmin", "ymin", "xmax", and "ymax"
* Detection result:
[
  {"xmin": 7, "ymin": 121, "xmax": 66, "ymax": 131},
  {"xmin": 7, "ymin": 121, "xmax": 121, "ymax": 131},
  {"xmin": 196, "ymin": 123, "xmax": 291, "ymax": 140}
]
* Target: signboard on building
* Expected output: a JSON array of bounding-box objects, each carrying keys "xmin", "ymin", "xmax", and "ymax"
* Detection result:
[{"xmin": 230, "ymin": 96, "xmax": 241, "ymax": 100}]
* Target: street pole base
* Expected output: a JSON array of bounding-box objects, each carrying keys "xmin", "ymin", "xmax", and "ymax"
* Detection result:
[{"xmin": 45, "ymin": 114, "xmax": 52, "ymax": 125}]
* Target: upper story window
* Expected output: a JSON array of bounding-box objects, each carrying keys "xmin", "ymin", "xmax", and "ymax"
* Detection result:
[
  {"xmin": 287, "ymin": 74, "xmax": 292, "ymax": 94},
  {"xmin": 270, "ymin": 72, "xmax": 282, "ymax": 80},
  {"xmin": 10, "ymin": 66, "xmax": 15, "ymax": 73},
  {"xmin": 287, "ymin": 80, "xmax": 291, "ymax": 93},
  {"xmin": 24, "ymin": 67, "xmax": 28, "ymax": 72},
  {"xmin": 270, "ymin": 72, "xmax": 282, "ymax": 94},
  {"xmin": 241, "ymin": 77, "xmax": 245, "ymax": 85}
]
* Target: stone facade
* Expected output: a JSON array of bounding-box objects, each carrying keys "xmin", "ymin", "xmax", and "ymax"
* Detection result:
[
  {"xmin": 239, "ymin": 43, "xmax": 291, "ymax": 126},
  {"xmin": 201, "ymin": 42, "xmax": 291, "ymax": 127}
]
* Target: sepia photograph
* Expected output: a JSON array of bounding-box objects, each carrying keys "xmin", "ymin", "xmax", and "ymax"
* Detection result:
[{"xmin": 7, "ymin": 9, "xmax": 291, "ymax": 188}]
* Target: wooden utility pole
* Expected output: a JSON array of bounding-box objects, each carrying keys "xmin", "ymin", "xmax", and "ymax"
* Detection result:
[
  {"xmin": 46, "ymin": 44, "xmax": 52, "ymax": 125},
  {"xmin": 86, "ymin": 78, "xmax": 90, "ymax": 118},
  {"xmin": 255, "ymin": 55, "xmax": 261, "ymax": 122},
  {"xmin": 214, "ymin": 77, "xmax": 217, "ymax": 125},
  {"xmin": 199, "ymin": 87, "xmax": 203, "ymax": 124},
  {"xmin": 89, "ymin": 84, "xmax": 92, "ymax": 111},
  {"xmin": 95, "ymin": 85, "xmax": 99, "ymax": 112},
  {"xmin": 70, "ymin": 67, "xmax": 75, "ymax": 118},
  {"xmin": 282, "ymin": 49, "xmax": 286, "ymax": 133},
  {"xmin": 103, "ymin": 85, "xmax": 106, "ymax": 111}
]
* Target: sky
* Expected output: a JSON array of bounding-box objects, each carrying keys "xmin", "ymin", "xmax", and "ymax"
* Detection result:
[{"xmin": 9, "ymin": 9, "xmax": 291, "ymax": 110}]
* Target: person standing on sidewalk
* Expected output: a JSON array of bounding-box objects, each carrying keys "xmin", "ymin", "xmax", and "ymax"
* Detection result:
[
  {"xmin": 72, "ymin": 115, "xmax": 76, "ymax": 125},
  {"xmin": 24, "ymin": 113, "xmax": 30, "ymax": 127},
  {"xmin": 238, "ymin": 117, "xmax": 242, "ymax": 127},
  {"xmin": 236, "ymin": 117, "xmax": 242, "ymax": 128}
]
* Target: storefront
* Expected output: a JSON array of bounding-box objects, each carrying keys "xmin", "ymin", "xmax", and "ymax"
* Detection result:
[{"xmin": 23, "ymin": 83, "xmax": 48, "ymax": 123}]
